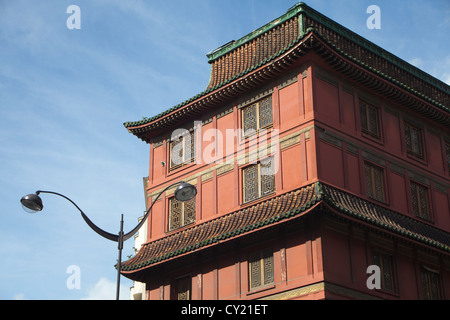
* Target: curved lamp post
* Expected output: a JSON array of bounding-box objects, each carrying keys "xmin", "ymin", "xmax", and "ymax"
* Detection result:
[{"xmin": 20, "ymin": 181, "xmax": 197, "ymax": 300}]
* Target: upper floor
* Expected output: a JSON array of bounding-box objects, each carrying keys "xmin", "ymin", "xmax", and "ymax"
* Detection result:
[{"xmin": 137, "ymin": 54, "xmax": 449, "ymax": 244}]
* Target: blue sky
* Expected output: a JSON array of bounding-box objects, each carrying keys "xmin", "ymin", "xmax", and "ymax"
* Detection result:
[{"xmin": 0, "ymin": 0, "xmax": 448, "ymax": 300}]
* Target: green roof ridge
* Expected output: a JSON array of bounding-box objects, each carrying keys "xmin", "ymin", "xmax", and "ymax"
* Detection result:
[
  {"xmin": 124, "ymin": 2, "xmax": 449, "ymax": 130},
  {"xmin": 206, "ymin": 2, "xmax": 449, "ymax": 95},
  {"xmin": 206, "ymin": 2, "xmax": 306, "ymax": 62}
]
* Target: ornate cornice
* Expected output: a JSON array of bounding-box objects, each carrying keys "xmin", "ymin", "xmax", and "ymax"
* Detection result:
[{"xmin": 124, "ymin": 3, "xmax": 449, "ymax": 143}]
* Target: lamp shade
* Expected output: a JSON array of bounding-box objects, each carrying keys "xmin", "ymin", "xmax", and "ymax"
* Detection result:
[
  {"xmin": 174, "ymin": 182, "xmax": 197, "ymax": 202},
  {"xmin": 20, "ymin": 193, "xmax": 44, "ymax": 213}
]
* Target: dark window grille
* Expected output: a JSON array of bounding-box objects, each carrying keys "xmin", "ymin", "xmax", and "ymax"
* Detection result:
[
  {"xmin": 373, "ymin": 251, "xmax": 395, "ymax": 292},
  {"xmin": 169, "ymin": 196, "xmax": 196, "ymax": 231},
  {"xmin": 243, "ymin": 157, "xmax": 275, "ymax": 203},
  {"xmin": 404, "ymin": 122, "xmax": 424, "ymax": 159},
  {"xmin": 364, "ymin": 162, "xmax": 385, "ymax": 202},
  {"xmin": 410, "ymin": 181, "xmax": 430, "ymax": 221},
  {"xmin": 421, "ymin": 267, "xmax": 441, "ymax": 300},
  {"xmin": 242, "ymin": 96, "xmax": 273, "ymax": 138},
  {"xmin": 249, "ymin": 248, "xmax": 274, "ymax": 290},
  {"xmin": 360, "ymin": 101, "xmax": 381, "ymax": 139}
]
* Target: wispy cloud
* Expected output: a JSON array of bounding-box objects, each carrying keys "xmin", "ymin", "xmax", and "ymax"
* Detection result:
[
  {"xmin": 436, "ymin": 56, "xmax": 450, "ymax": 85},
  {"xmin": 81, "ymin": 277, "xmax": 129, "ymax": 300},
  {"xmin": 408, "ymin": 58, "xmax": 424, "ymax": 69},
  {"xmin": 442, "ymin": 74, "xmax": 450, "ymax": 86},
  {"xmin": 13, "ymin": 293, "xmax": 26, "ymax": 300}
]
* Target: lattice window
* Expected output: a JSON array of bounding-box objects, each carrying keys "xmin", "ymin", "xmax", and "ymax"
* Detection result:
[
  {"xmin": 404, "ymin": 122, "xmax": 424, "ymax": 159},
  {"xmin": 373, "ymin": 251, "xmax": 395, "ymax": 292},
  {"xmin": 176, "ymin": 276, "xmax": 191, "ymax": 300},
  {"xmin": 360, "ymin": 101, "xmax": 380, "ymax": 139},
  {"xmin": 242, "ymin": 96, "xmax": 273, "ymax": 138},
  {"xmin": 243, "ymin": 104, "xmax": 257, "ymax": 137},
  {"xmin": 168, "ymin": 196, "xmax": 196, "ymax": 231},
  {"xmin": 364, "ymin": 162, "xmax": 385, "ymax": 202},
  {"xmin": 169, "ymin": 197, "xmax": 182, "ymax": 231},
  {"xmin": 169, "ymin": 130, "xmax": 195, "ymax": 171},
  {"xmin": 169, "ymin": 138, "xmax": 182, "ymax": 169},
  {"xmin": 262, "ymin": 248, "xmax": 274, "ymax": 285},
  {"xmin": 259, "ymin": 97, "xmax": 273, "ymax": 129},
  {"xmin": 421, "ymin": 266, "xmax": 441, "ymax": 300},
  {"xmin": 249, "ymin": 248, "xmax": 274, "ymax": 291},
  {"xmin": 410, "ymin": 181, "xmax": 430, "ymax": 221},
  {"xmin": 243, "ymin": 165, "xmax": 259, "ymax": 203},
  {"xmin": 243, "ymin": 157, "xmax": 275, "ymax": 203},
  {"xmin": 183, "ymin": 196, "xmax": 196, "ymax": 225},
  {"xmin": 260, "ymin": 157, "xmax": 275, "ymax": 197},
  {"xmin": 249, "ymin": 252, "xmax": 262, "ymax": 289}
]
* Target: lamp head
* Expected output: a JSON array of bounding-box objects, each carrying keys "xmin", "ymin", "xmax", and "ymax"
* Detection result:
[
  {"xmin": 174, "ymin": 182, "xmax": 197, "ymax": 202},
  {"xmin": 20, "ymin": 193, "xmax": 43, "ymax": 213}
]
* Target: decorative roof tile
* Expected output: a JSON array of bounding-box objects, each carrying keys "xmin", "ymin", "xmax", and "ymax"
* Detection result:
[
  {"xmin": 321, "ymin": 184, "xmax": 450, "ymax": 253},
  {"xmin": 124, "ymin": 3, "xmax": 449, "ymax": 142},
  {"xmin": 121, "ymin": 183, "xmax": 320, "ymax": 275},
  {"xmin": 120, "ymin": 182, "xmax": 450, "ymax": 280}
]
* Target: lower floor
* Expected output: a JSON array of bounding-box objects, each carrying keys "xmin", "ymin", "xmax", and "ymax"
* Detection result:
[{"xmin": 129, "ymin": 211, "xmax": 450, "ymax": 300}]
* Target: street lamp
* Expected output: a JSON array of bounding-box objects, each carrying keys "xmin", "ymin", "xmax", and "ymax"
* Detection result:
[{"xmin": 20, "ymin": 181, "xmax": 197, "ymax": 300}]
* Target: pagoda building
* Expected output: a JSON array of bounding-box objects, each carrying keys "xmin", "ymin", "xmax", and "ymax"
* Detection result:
[{"xmin": 121, "ymin": 3, "xmax": 450, "ymax": 300}]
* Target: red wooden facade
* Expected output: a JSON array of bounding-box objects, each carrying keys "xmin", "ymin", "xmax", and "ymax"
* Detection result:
[{"xmin": 121, "ymin": 3, "xmax": 450, "ymax": 300}]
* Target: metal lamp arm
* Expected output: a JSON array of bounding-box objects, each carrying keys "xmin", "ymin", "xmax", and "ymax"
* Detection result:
[
  {"xmin": 121, "ymin": 181, "xmax": 182, "ymax": 241},
  {"xmin": 36, "ymin": 191, "xmax": 119, "ymax": 242},
  {"xmin": 36, "ymin": 181, "xmax": 183, "ymax": 243},
  {"xmin": 34, "ymin": 181, "xmax": 185, "ymax": 301}
]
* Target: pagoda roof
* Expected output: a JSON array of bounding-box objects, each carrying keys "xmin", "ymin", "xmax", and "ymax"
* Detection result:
[
  {"xmin": 124, "ymin": 2, "xmax": 450, "ymax": 143},
  {"xmin": 120, "ymin": 182, "xmax": 450, "ymax": 282}
]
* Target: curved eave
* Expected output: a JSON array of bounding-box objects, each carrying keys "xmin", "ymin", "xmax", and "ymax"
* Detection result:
[
  {"xmin": 121, "ymin": 203, "xmax": 321, "ymax": 282},
  {"xmin": 310, "ymin": 32, "xmax": 450, "ymax": 126},
  {"xmin": 120, "ymin": 182, "xmax": 322, "ymax": 282},
  {"xmin": 124, "ymin": 33, "xmax": 313, "ymax": 143},
  {"xmin": 323, "ymin": 202, "xmax": 450, "ymax": 256},
  {"xmin": 125, "ymin": 30, "xmax": 449, "ymax": 143},
  {"xmin": 319, "ymin": 184, "xmax": 450, "ymax": 255},
  {"xmin": 120, "ymin": 182, "xmax": 450, "ymax": 282}
]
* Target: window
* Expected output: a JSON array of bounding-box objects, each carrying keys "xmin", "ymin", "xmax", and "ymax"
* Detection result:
[
  {"xmin": 249, "ymin": 248, "xmax": 274, "ymax": 290},
  {"xmin": 372, "ymin": 251, "xmax": 395, "ymax": 292},
  {"xmin": 175, "ymin": 276, "xmax": 191, "ymax": 300},
  {"xmin": 364, "ymin": 162, "xmax": 385, "ymax": 202},
  {"xmin": 169, "ymin": 130, "xmax": 195, "ymax": 171},
  {"xmin": 242, "ymin": 96, "xmax": 273, "ymax": 138},
  {"xmin": 243, "ymin": 156, "xmax": 275, "ymax": 203},
  {"xmin": 404, "ymin": 122, "xmax": 424, "ymax": 159},
  {"xmin": 410, "ymin": 181, "xmax": 430, "ymax": 221},
  {"xmin": 168, "ymin": 196, "xmax": 196, "ymax": 231},
  {"xmin": 360, "ymin": 101, "xmax": 381, "ymax": 139},
  {"xmin": 421, "ymin": 266, "xmax": 441, "ymax": 300}
]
